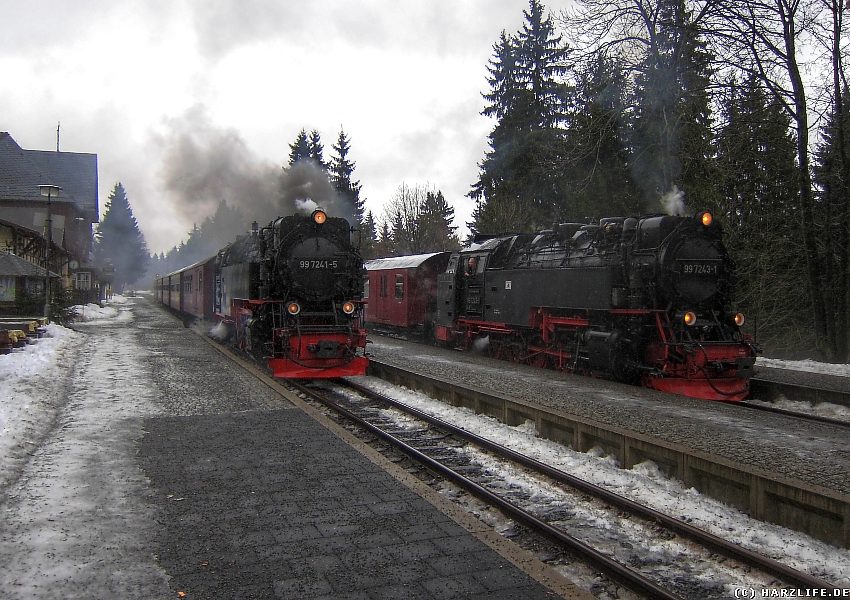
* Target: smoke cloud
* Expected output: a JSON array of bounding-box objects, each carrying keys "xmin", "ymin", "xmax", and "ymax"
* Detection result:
[{"xmin": 155, "ymin": 106, "xmax": 355, "ymax": 249}]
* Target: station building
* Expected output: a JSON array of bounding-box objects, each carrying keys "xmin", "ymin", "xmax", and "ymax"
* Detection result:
[{"xmin": 0, "ymin": 131, "xmax": 103, "ymax": 312}]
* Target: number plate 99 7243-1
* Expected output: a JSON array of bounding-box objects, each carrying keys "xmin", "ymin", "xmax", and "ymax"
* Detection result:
[{"xmin": 680, "ymin": 262, "xmax": 720, "ymax": 275}]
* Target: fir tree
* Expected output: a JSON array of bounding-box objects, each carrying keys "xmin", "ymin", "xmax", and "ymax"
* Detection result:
[
  {"xmin": 813, "ymin": 95, "xmax": 850, "ymax": 358},
  {"xmin": 515, "ymin": 0, "xmax": 571, "ymax": 128},
  {"xmin": 563, "ymin": 53, "xmax": 637, "ymax": 219},
  {"xmin": 714, "ymin": 76, "xmax": 804, "ymax": 353},
  {"xmin": 94, "ymin": 182, "xmax": 149, "ymax": 291},
  {"xmin": 374, "ymin": 221, "xmax": 393, "ymax": 258}
]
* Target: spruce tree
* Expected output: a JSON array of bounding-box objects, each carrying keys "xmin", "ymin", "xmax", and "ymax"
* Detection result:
[
  {"xmin": 469, "ymin": 0, "xmax": 572, "ymax": 235},
  {"xmin": 374, "ymin": 221, "xmax": 393, "ymax": 257},
  {"xmin": 329, "ymin": 128, "xmax": 365, "ymax": 225},
  {"xmin": 564, "ymin": 53, "xmax": 637, "ymax": 220},
  {"xmin": 308, "ymin": 129, "xmax": 326, "ymax": 170},
  {"xmin": 813, "ymin": 97, "xmax": 850, "ymax": 359},
  {"xmin": 288, "ymin": 129, "xmax": 311, "ymax": 165},
  {"xmin": 416, "ymin": 190, "xmax": 460, "ymax": 252},
  {"xmin": 94, "ymin": 182, "xmax": 150, "ymax": 291},
  {"xmin": 360, "ymin": 211, "xmax": 378, "ymax": 259},
  {"xmin": 629, "ymin": 0, "xmax": 714, "ymax": 209},
  {"xmin": 715, "ymin": 77, "xmax": 804, "ymax": 353}
]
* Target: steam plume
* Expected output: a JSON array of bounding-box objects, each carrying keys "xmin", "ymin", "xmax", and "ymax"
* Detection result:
[{"xmin": 660, "ymin": 185, "xmax": 687, "ymax": 216}]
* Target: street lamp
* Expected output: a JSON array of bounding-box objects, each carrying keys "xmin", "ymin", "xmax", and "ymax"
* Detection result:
[{"xmin": 38, "ymin": 184, "xmax": 62, "ymax": 318}]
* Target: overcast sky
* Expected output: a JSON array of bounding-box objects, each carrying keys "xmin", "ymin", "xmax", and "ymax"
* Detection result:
[{"xmin": 1, "ymin": 0, "xmax": 572, "ymax": 254}]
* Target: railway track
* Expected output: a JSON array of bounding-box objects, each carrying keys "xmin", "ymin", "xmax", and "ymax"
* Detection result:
[
  {"xmin": 289, "ymin": 377, "xmax": 840, "ymax": 598},
  {"xmin": 737, "ymin": 398, "xmax": 850, "ymax": 428},
  {"xmin": 748, "ymin": 375, "xmax": 850, "ymax": 426}
]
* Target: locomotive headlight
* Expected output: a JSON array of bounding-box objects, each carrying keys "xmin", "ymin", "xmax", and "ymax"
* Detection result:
[
  {"xmin": 342, "ymin": 301, "xmax": 356, "ymax": 315},
  {"xmin": 733, "ymin": 312, "xmax": 745, "ymax": 327},
  {"xmin": 683, "ymin": 311, "xmax": 697, "ymax": 326},
  {"xmin": 699, "ymin": 211, "xmax": 713, "ymax": 227},
  {"xmin": 286, "ymin": 301, "xmax": 301, "ymax": 315},
  {"xmin": 312, "ymin": 209, "xmax": 327, "ymax": 225}
]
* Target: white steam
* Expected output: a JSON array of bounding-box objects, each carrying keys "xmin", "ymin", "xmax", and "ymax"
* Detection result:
[{"xmin": 660, "ymin": 185, "xmax": 687, "ymax": 216}]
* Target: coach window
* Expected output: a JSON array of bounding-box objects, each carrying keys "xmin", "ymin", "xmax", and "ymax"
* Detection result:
[
  {"xmin": 395, "ymin": 274, "xmax": 404, "ymax": 299},
  {"xmin": 198, "ymin": 272, "xmax": 203, "ymax": 291},
  {"xmin": 363, "ymin": 278, "xmax": 370, "ymax": 299}
]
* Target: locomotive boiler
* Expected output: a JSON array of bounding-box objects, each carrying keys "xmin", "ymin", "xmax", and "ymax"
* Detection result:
[{"xmin": 433, "ymin": 211, "xmax": 757, "ymax": 400}]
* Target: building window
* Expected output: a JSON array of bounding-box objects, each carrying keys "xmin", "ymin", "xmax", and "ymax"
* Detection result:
[
  {"xmin": 74, "ymin": 272, "xmax": 92, "ymax": 290},
  {"xmin": 26, "ymin": 279, "xmax": 44, "ymax": 295}
]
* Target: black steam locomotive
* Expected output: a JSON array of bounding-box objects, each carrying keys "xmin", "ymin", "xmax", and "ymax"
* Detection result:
[
  {"xmin": 432, "ymin": 211, "xmax": 757, "ymax": 400},
  {"xmin": 157, "ymin": 208, "xmax": 368, "ymax": 378}
]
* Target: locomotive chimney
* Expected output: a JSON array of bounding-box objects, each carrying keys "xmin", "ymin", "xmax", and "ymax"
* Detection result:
[{"xmin": 251, "ymin": 221, "xmax": 259, "ymax": 236}]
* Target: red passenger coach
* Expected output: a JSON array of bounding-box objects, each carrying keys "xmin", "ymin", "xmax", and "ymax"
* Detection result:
[
  {"xmin": 365, "ymin": 252, "xmax": 450, "ymax": 339},
  {"xmin": 180, "ymin": 257, "xmax": 216, "ymax": 321},
  {"xmin": 156, "ymin": 257, "xmax": 216, "ymax": 321}
]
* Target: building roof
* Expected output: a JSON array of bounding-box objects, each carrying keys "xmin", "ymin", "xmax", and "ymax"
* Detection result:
[
  {"xmin": 0, "ymin": 132, "xmax": 98, "ymax": 222},
  {"xmin": 365, "ymin": 252, "xmax": 449, "ymax": 271},
  {"xmin": 0, "ymin": 252, "xmax": 58, "ymax": 278}
]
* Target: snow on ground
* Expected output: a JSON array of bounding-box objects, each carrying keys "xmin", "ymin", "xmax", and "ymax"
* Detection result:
[
  {"xmin": 0, "ymin": 296, "xmax": 138, "ymax": 489},
  {"xmin": 0, "ymin": 294, "xmax": 171, "ymax": 598}
]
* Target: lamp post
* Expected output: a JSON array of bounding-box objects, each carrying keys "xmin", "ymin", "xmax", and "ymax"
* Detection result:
[{"xmin": 38, "ymin": 184, "xmax": 62, "ymax": 318}]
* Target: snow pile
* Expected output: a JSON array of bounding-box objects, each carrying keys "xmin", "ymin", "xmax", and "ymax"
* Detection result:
[
  {"xmin": 0, "ymin": 296, "xmax": 129, "ymax": 489},
  {"xmin": 72, "ymin": 295, "xmax": 134, "ymax": 323},
  {"xmin": 0, "ymin": 323, "xmax": 84, "ymax": 489}
]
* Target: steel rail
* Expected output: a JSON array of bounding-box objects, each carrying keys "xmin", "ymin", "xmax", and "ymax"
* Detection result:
[{"xmin": 736, "ymin": 400, "xmax": 850, "ymax": 429}]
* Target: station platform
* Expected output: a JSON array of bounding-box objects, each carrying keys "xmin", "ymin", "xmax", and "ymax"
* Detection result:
[{"xmin": 138, "ymin": 405, "xmax": 579, "ymax": 599}]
